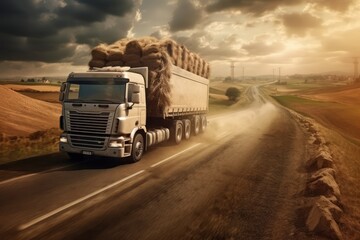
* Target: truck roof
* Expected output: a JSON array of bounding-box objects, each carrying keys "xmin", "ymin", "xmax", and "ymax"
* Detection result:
[{"xmin": 68, "ymin": 66, "xmax": 148, "ymax": 87}]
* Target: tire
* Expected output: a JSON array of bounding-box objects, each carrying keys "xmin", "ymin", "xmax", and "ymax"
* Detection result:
[
  {"xmin": 183, "ymin": 119, "xmax": 191, "ymax": 140},
  {"xmin": 67, "ymin": 153, "xmax": 83, "ymax": 161},
  {"xmin": 130, "ymin": 134, "xmax": 144, "ymax": 163},
  {"xmin": 172, "ymin": 120, "xmax": 183, "ymax": 144},
  {"xmin": 193, "ymin": 115, "xmax": 200, "ymax": 136},
  {"xmin": 200, "ymin": 115, "xmax": 207, "ymax": 133}
]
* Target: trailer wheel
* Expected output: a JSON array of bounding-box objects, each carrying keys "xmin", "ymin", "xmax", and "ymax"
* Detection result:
[
  {"xmin": 172, "ymin": 120, "xmax": 183, "ymax": 144},
  {"xmin": 200, "ymin": 115, "xmax": 207, "ymax": 133},
  {"xmin": 183, "ymin": 119, "xmax": 191, "ymax": 140},
  {"xmin": 193, "ymin": 115, "xmax": 200, "ymax": 136},
  {"xmin": 130, "ymin": 134, "xmax": 144, "ymax": 162}
]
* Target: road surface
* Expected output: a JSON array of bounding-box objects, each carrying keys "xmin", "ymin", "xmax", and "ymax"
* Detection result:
[{"xmin": 0, "ymin": 85, "xmax": 308, "ymax": 240}]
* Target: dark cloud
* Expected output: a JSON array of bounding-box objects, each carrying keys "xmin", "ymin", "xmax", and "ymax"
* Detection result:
[
  {"xmin": 77, "ymin": 0, "xmax": 134, "ymax": 16},
  {"xmin": 280, "ymin": 12, "xmax": 322, "ymax": 37},
  {"xmin": 0, "ymin": 0, "xmax": 139, "ymax": 62},
  {"xmin": 169, "ymin": 0, "xmax": 203, "ymax": 32},
  {"xmin": 205, "ymin": 0, "xmax": 355, "ymax": 15}
]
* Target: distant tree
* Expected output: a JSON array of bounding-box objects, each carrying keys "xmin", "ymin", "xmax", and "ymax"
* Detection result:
[
  {"xmin": 225, "ymin": 87, "xmax": 240, "ymax": 101},
  {"xmin": 20, "ymin": 79, "xmax": 25, "ymax": 82}
]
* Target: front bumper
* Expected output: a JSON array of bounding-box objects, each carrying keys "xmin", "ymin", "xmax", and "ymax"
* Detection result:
[{"xmin": 59, "ymin": 134, "xmax": 130, "ymax": 158}]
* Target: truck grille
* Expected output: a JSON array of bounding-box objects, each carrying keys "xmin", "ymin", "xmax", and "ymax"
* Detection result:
[
  {"xmin": 67, "ymin": 111, "xmax": 112, "ymax": 134},
  {"xmin": 69, "ymin": 135, "xmax": 106, "ymax": 149}
]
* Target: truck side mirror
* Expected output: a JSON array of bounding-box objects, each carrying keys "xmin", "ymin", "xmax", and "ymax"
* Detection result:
[
  {"xmin": 132, "ymin": 93, "xmax": 140, "ymax": 104},
  {"xmin": 59, "ymin": 92, "xmax": 65, "ymax": 102},
  {"xmin": 59, "ymin": 82, "xmax": 67, "ymax": 102},
  {"xmin": 60, "ymin": 82, "xmax": 67, "ymax": 92}
]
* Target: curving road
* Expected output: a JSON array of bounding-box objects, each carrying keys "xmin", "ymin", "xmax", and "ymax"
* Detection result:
[{"xmin": 0, "ymin": 85, "xmax": 308, "ymax": 240}]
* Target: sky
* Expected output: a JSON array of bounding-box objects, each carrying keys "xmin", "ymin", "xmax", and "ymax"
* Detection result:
[{"xmin": 0, "ymin": 0, "xmax": 360, "ymax": 78}]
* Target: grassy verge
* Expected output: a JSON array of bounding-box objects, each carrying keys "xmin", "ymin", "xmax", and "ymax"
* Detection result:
[{"xmin": 0, "ymin": 129, "xmax": 61, "ymax": 165}]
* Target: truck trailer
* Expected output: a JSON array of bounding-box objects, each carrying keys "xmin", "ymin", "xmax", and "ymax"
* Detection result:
[{"xmin": 59, "ymin": 65, "xmax": 209, "ymax": 162}]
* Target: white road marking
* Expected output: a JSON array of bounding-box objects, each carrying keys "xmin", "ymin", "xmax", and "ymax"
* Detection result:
[
  {"xmin": 150, "ymin": 143, "xmax": 203, "ymax": 168},
  {"xmin": 0, "ymin": 164, "xmax": 78, "ymax": 186},
  {"xmin": 18, "ymin": 170, "xmax": 145, "ymax": 230},
  {"xmin": 18, "ymin": 143, "xmax": 203, "ymax": 230}
]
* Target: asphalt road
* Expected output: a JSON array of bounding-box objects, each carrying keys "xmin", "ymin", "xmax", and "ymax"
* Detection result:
[{"xmin": 0, "ymin": 85, "xmax": 308, "ymax": 240}]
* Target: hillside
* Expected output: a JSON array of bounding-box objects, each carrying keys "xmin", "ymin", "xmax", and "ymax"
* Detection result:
[{"xmin": 0, "ymin": 86, "xmax": 61, "ymax": 137}]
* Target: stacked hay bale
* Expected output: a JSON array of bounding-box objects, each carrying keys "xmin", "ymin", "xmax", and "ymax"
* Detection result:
[{"xmin": 88, "ymin": 37, "xmax": 210, "ymax": 114}]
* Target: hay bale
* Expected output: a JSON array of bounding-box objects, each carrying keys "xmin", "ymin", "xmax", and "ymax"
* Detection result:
[
  {"xmin": 125, "ymin": 40, "xmax": 142, "ymax": 56},
  {"xmin": 105, "ymin": 60, "xmax": 123, "ymax": 67},
  {"xmin": 123, "ymin": 53, "xmax": 141, "ymax": 67},
  {"xmin": 160, "ymin": 39, "xmax": 179, "ymax": 65},
  {"xmin": 205, "ymin": 63, "xmax": 210, "ymax": 79},
  {"xmin": 143, "ymin": 43, "xmax": 161, "ymax": 55},
  {"xmin": 193, "ymin": 54, "xmax": 200, "ymax": 75},
  {"xmin": 89, "ymin": 59, "xmax": 106, "ymax": 68},
  {"xmin": 107, "ymin": 49, "xmax": 124, "ymax": 61},
  {"xmin": 141, "ymin": 53, "xmax": 163, "ymax": 70},
  {"xmin": 138, "ymin": 36, "xmax": 158, "ymax": 47},
  {"xmin": 91, "ymin": 44, "xmax": 108, "ymax": 60},
  {"xmin": 187, "ymin": 52, "xmax": 195, "ymax": 73},
  {"xmin": 175, "ymin": 46, "xmax": 183, "ymax": 68},
  {"xmin": 181, "ymin": 46, "xmax": 189, "ymax": 70},
  {"xmin": 198, "ymin": 59, "xmax": 204, "ymax": 76}
]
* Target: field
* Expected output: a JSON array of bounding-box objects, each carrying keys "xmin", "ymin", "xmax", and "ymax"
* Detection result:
[
  {"xmin": 209, "ymin": 81, "xmax": 248, "ymax": 114},
  {"xmin": 271, "ymin": 82, "xmax": 360, "ymax": 239},
  {"xmin": 0, "ymin": 84, "xmax": 61, "ymax": 163}
]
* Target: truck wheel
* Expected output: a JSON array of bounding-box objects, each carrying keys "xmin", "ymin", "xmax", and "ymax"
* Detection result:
[
  {"xmin": 172, "ymin": 120, "xmax": 183, "ymax": 144},
  {"xmin": 200, "ymin": 115, "xmax": 207, "ymax": 133},
  {"xmin": 183, "ymin": 119, "xmax": 191, "ymax": 140},
  {"xmin": 67, "ymin": 153, "xmax": 83, "ymax": 161},
  {"xmin": 131, "ymin": 134, "xmax": 144, "ymax": 162},
  {"xmin": 193, "ymin": 116, "xmax": 200, "ymax": 136}
]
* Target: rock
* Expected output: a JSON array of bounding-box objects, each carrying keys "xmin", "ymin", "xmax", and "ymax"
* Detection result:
[
  {"xmin": 307, "ymin": 174, "xmax": 341, "ymax": 198},
  {"xmin": 306, "ymin": 196, "xmax": 343, "ymax": 240},
  {"xmin": 306, "ymin": 150, "xmax": 333, "ymax": 170},
  {"xmin": 309, "ymin": 168, "xmax": 336, "ymax": 182}
]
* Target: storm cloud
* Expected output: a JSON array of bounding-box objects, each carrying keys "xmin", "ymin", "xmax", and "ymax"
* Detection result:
[
  {"xmin": 169, "ymin": 0, "xmax": 203, "ymax": 32},
  {"xmin": 0, "ymin": 0, "xmax": 140, "ymax": 63}
]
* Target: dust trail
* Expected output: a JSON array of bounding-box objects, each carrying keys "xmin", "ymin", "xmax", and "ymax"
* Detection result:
[{"xmin": 205, "ymin": 86, "xmax": 278, "ymax": 140}]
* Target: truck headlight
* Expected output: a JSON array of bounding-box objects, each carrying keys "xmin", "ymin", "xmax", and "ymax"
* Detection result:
[
  {"xmin": 60, "ymin": 136, "xmax": 68, "ymax": 143},
  {"xmin": 109, "ymin": 139, "xmax": 124, "ymax": 148}
]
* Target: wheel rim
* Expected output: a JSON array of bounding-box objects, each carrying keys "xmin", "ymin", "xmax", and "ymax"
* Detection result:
[
  {"xmin": 176, "ymin": 125, "xmax": 182, "ymax": 142},
  {"xmin": 186, "ymin": 124, "xmax": 190, "ymax": 138},
  {"xmin": 134, "ymin": 140, "xmax": 143, "ymax": 158}
]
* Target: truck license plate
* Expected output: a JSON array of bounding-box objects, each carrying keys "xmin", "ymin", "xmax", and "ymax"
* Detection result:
[{"xmin": 82, "ymin": 151, "xmax": 93, "ymax": 156}]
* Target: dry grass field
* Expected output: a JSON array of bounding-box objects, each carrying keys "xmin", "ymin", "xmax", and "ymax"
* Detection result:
[
  {"xmin": 0, "ymin": 85, "xmax": 61, "ymax": 163},
  {"xmin": 272, "ymin": 83, "xmax": 360, "ymax": 239}
]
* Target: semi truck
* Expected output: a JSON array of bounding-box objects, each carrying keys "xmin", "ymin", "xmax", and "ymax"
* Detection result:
[{"xmin": 59, "ymin": 65, "xmax": 209, "ymax": 162}]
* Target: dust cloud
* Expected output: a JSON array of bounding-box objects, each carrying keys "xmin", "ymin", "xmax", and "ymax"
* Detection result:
[{"xmin": 204, "ymin": 101, "xmax": 278, "ymax": 141}]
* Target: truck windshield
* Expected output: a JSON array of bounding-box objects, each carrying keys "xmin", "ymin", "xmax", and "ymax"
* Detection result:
[{"xmin": 66, "ymin": 79, "xmax": 126, "ymax": 103}]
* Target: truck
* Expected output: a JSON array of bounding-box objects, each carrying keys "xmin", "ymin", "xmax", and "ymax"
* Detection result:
[{"xmin": 59, "ymin": 65, "xmax": 209, "ymax": 162}]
